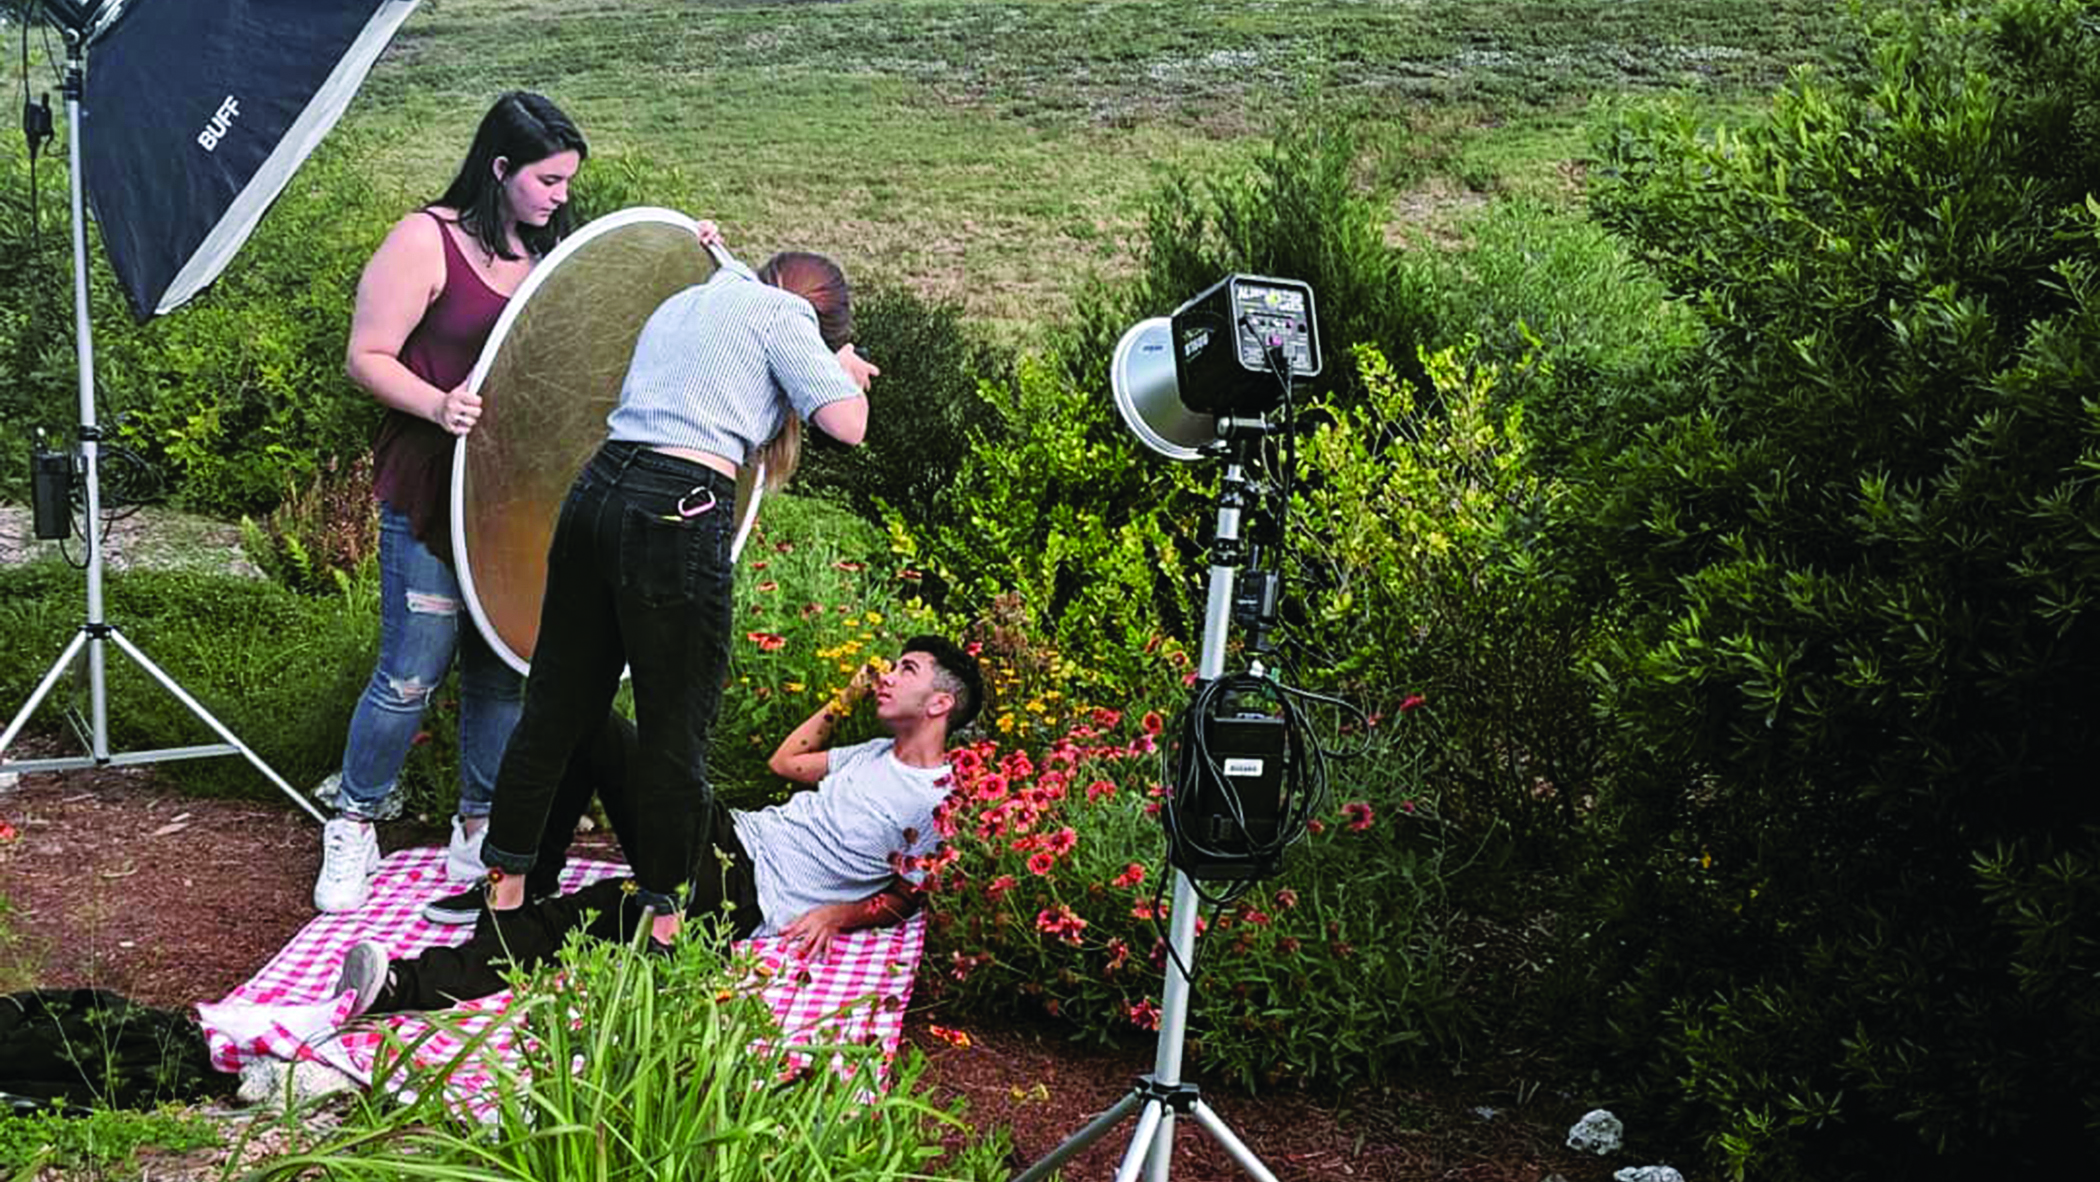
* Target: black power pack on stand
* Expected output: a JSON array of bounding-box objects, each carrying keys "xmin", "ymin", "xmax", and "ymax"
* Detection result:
[
  {"xmin": 31, "ymin": 436, "xmax": 73, "ymax": 540},
  {"xmin": 1166, "ymin": 709, "xmax": 1288, "ymax": 880}
]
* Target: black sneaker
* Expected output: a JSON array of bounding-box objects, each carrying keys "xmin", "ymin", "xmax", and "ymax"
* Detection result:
[
  {"xmin": 422, "ymin": 877, "xmax": 559, "ymax": 925},
  {"xmin": 420, "ymin": 884, "xmax": 487, "ymax": 926}
]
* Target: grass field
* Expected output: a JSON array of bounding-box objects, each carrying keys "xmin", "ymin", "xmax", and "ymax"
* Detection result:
[{"xmin": 326, "ymin": 0, "xmax": 1853, "ymax": 333}]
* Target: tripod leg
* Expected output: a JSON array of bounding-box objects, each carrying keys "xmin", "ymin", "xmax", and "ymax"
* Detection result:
[
  {"xmin": 0, "ymin": 631, "xmax": 89, "ymax": 761},
  {"xmin": 104, "ymin": 629, "xmax": 327, "ymax": 823},
  {"xmin": 1010, "ymin": 1090, "xmax": 1146, "ymax": 1182},
  {"xmin": 1187, "ymin": 1099, "xmax": 1282, "ymax": 1182},
  {"xmin": 1112, "ymin": 1100, "xmax": 1167, "ymax": 1182}
]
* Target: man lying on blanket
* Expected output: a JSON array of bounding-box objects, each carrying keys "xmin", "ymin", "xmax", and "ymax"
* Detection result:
[{"xmin": 330, "ymin": 634, "xmax": 982, "ymax": 1016}]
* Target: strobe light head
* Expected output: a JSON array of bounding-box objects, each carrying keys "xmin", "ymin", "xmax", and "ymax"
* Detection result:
[{"xmin": 1109, "ymin": 274, "xmax": 1319, "ymax": 461}]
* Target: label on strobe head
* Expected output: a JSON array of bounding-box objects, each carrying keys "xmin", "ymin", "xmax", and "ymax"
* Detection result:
[{"xmin": 1223, "ymin": 758, "xmax": 1265, "ymax": 778}]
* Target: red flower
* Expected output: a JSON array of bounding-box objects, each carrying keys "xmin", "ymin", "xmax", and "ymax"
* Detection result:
[
  {"xmin": 1141, "ymin": 711, "xmax": 1165, "ymax": 735},
  {"xmin": 1112, "ymin": 863, "xmax": 1146, "ymax": 889},
  {"xmin": 1036, "ymin": 904, "xmax": 1088, "ymax": 944},
  {"xmin": 986, "ymin": 874, "xmax": 1017, "ymax": 901},
  {"xmin": 1045, "ymin": 827, "xmax": 1078, "ymax": 857},
  {"xmin": 1401, "ymin": 799, "xmax": 1417, "ymax": 814},
  {"xmin": 746, "ymin": 631, "xmax": 786, "ymax": 651},
  {"xmin": 1085, "ymin": 778, "xmax": 1116, "ymax": 803},
  {"xmin": 1274, "ymin": 888, "xmax": 1299, "ymax": 909},
  {"xmin": 1399, "ymin": 693, "xmax": 1426, "ymax": 712},
  {"xmin": 1342, "ymin": 800, "xmax": 1375, "ymax": 832},
  {"xmin": 1027, "ymin": 851, "xmax": 1055, "ymax": 877},
  {"xmin": 1307, "ymin": 818, "xmax": 1326, "ymax": 836},
  {"xmin": 749, "ymin": 560, "xmax": 768, "ymax": 571},
  {"xmin": 755, "ymin": 580, "xmax": 779, "ymax": 592},
  {"xmin": 1105, "ymin": 938, "xmax": 1132, "ymax": 972},
  {"xmin": 1132, "ymin": 899, "xmax": 1157, "ymax": 921},
  {"xmin": 0, "ymin": 820, "xmax": 16, "ymax": 842},
  {"xmin": 832, "ymin": 560, "xmax": 866, "ymax": 572},
  {"xmin": 971, "ymin": 772, "xmax": 1010, "ymax": 802},
  {"xmin": 897, "ymin": 568, "xmax": 923, "ymax": 582},
  {"xmin": 1090, "ymin": 707, "xmax": 1124, "ymax": 729},
  {"xmin": 1240, "ymin": 907, "xmax": 1272, "ymax": 928},
  {"xmin": 965, "ymin": 641, "xmax": 983, "ymax": 656},
  {"xmin": 1128, "ymin": 998, "xmax": 1161, "ymax": 1031},
  {"xmin": 773, "ymin": 540, "xmax": 795, "ymax": 553}
]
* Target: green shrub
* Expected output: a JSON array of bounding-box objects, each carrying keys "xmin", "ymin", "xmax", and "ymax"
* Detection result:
[
  {"xmin": 0, "ymin": 1104, "xmax": 218, "ymax": 1179},
  {"xmin": 245, "ymin": 921, "xmax": 997, "ymax": 1181},
  {"xmin": 921, "ymin": 699, "xmax": 1470, "ymax": 1092},
  {"xmin": 1564, "ymin": 1, "xmax": 2100, "ymax": 1173},
  {"xmin": 794, "ymin": 282, "xmax": 1012, "ymax": 538},
  {"xmin": 892, "ymin": 356, "xmax": 1209, "ymax": 700},
  {"xmin": 1061, "ymin": 111, "xmax": 1438, "ymax": 406},
  {"xmin": 1291, "ymin": 343, "xmax": 1603, "ymax": 861},
  {"xmin": 0, "ymin": 559, "xmax": 376, "ymax": 803},
  {"xmin": 1412, "ymin": 195, "xmax": 1702, "ymax": 467}
]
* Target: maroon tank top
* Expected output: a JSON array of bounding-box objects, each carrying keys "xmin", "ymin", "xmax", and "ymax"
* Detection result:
[{"xmin": 369, "ymin": 211, "xmax": 511, "ymax": 568}]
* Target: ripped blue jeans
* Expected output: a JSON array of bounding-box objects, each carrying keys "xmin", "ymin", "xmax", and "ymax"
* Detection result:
[{"xmin": 335, "ymin": 503, "xmax": 524, "ymax": 820}]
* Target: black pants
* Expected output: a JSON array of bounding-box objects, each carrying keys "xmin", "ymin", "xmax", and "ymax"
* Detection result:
[
  {"xmin": 372, "ymin": 715, "xmax": 761, "ymax": 1014},
  {"xmin": 482, "ymin": 441, "xmax": 737, "ymax": 912}
]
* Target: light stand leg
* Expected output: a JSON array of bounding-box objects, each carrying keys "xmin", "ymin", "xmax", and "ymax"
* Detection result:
[
  {"xmin": 1012, "ymin": 456, "xmax": 1279, "ymax": 1182},
  {"xmin": 0, "ymin": 41, "xmax": 321, "ymax": 826}
]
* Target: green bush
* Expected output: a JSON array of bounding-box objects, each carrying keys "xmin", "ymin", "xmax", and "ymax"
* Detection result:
[
  {"xmin": 892, "ymin": 356, "xmax": 1209, "ymax": 700},
  {"xmin": 1290, "ymin": 343, "xmax": 1603, "ymax": 861},
  {"xmin": 245, "ymin": 921, "xmax": 998, "ymax": 1181},
  {"xmin": 793, "ymin": 282, "xmax": 1011, "ymax": 539},
  {"xmin": 1412, "ymin": 196, "xmax": 1702, "ymax": 467},
  {"xmin": 1564, "ymin": 1, "xmax": 2100, "ymax": 1173},
  {"xmin": 0, "ymin": 560, "xmax": 376, "ymax": 803},
  {"xmin": 0, "ymin": 1104, "xmax": 218, "ymax": 1179},
  {"xmin": 1061, "ymin": 111, "xmax": 1438, "ymax": 406}
]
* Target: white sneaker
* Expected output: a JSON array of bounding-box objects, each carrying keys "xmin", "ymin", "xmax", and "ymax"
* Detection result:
[
  {"xmin": 314, "ymin": 816, "xmax": 380, "ymax": 913},
  {"xmin": 444, "ymin": 815, "xmax": 488, "ymax": 884},
  {"xmin": 333, "ymin": 939, "xmax": 391, "ymax": 1018}
]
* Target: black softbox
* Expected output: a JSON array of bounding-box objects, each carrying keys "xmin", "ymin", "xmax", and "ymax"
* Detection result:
[{"xmin": 68, "ymin": 0, "xmax": 420, "ymax": 319}]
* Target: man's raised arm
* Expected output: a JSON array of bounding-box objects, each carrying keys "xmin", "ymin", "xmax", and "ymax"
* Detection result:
[{"xmin": 766, "ymin": 662, "xmax": 880, "ymax": 784}]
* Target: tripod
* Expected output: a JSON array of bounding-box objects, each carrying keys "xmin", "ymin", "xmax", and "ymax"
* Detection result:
[
  {"xmin": 0, "ymin": 32, "xmax": 323, "ymax": 823},
  {"xmin": 1014, "ymin": 427, "xmax": 1279, "ymax": 1182}
]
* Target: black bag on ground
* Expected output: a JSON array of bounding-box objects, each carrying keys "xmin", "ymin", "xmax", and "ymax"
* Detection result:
[{"xmin": 0, "ymin": 989, "xmax": 223, "ymax": 1113}]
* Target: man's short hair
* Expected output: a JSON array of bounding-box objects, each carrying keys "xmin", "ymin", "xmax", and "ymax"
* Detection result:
[{"xmin": 901, "ymin": 635, "xmax": 984, "ymax": 735}]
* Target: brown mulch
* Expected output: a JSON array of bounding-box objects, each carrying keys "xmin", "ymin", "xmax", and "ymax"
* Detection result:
[{"xmin": 0, "ymin": 747, "xmax": 1609, "ymax": 1181}]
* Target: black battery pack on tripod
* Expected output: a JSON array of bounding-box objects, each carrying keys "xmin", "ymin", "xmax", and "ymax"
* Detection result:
[
  {"xmin": 31, "ymin": 434, "xmax": 73, "ymax": 541},
  {"xmin": 1166, "ymin": 707, "xmax": 1288, "ymax": 880}
]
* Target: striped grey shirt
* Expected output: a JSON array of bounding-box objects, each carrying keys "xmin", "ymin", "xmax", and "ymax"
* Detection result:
[{"xmin": 605, "ymin": 260, "xmax": 861, "ymax": 464}]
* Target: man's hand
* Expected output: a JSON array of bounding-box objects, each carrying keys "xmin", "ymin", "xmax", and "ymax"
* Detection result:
[
  {"xmin": 780, "ymin": 902, "xmax": 858, "ymax": 962},
  {"xmin": 830, "ymin": 659, "xmax": 884, "ymax": 717}
]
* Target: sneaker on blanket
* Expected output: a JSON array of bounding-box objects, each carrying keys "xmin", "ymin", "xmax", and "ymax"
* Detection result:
[
  {"xmin": 421, "ymin": 882, "xmax": 488, "ymax": 926},
  {"xmin": 333, "ymin": 939, "xmax": 390, "ymax": 1019},
  {"xmin": 313, "ymin": 816, "xmax": 381, "ymax": 913},
  {"xmin": 444, "ymin": 815, "xmax": 488, "ymax": 884}
]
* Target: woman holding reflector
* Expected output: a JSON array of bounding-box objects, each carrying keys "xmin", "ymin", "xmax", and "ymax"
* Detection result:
[
  {"xmin": 313, "ymin": 93, "xmax": 587, "ymax": 915},
  {"xmin": 433, "ymin": 245, "xmax": 878, "ymax": 943}
]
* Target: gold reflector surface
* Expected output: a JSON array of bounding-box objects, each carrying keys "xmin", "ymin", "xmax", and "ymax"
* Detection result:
[{"xmin": 451, "ymin": 208, "xmax": 717, "ymax": 675}]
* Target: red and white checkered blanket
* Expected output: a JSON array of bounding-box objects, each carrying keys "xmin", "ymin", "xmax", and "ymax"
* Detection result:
[{"xmin": 196, "ymin": 847, "xmax": 924, "ymax": 1114}]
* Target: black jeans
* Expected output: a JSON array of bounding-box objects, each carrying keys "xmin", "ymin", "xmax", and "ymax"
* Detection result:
[
  {"xmin": 373, "ymin": 715, "xmax": 761, "ymax": 1014},
  {"xmin": 482, "ymin": 441, "xmax": 737, "ymax": 912}
]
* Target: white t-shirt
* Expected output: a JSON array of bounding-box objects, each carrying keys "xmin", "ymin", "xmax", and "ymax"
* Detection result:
[{"xmin": 732, "ymin": 738, "xmax": 951, "ymax": 937}]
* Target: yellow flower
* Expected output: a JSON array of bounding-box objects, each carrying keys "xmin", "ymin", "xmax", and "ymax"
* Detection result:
[
  {"xmin": 864, "ymin": 611, "xmax": 884, "ymax": 625},
  {"xmin": 786, "ymin": 681, "xmax": 805, "ymax": 693}
]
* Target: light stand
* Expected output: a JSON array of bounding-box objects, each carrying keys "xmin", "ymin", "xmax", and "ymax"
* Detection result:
[
  {"xmin": 0, "ymin": 29, "xmax": 324, "ymax": 822},
  {"xmin": 1013, "ymin": 422, "xmax": 1280, "ymax": 1182}
]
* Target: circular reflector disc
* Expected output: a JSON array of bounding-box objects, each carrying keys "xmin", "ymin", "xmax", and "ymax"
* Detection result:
[{"xmin": 1111, "ymin": 317, "xmax": 1214, "ymax": 461}]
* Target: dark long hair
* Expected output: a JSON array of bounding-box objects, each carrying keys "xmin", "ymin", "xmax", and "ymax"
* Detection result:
[{"xmin": 432, "ymin": 92, "xmax": 588, "ymax": 261}]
